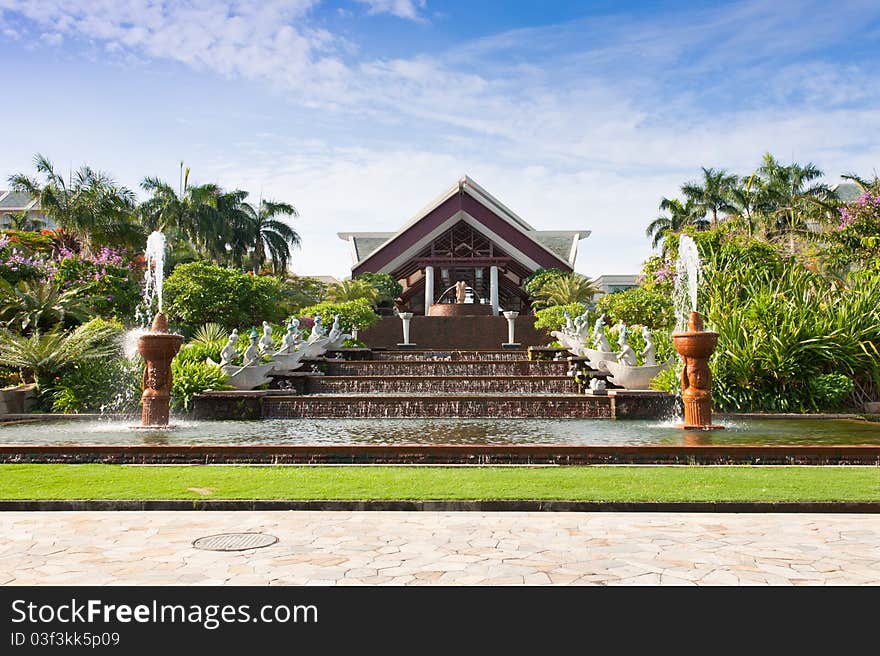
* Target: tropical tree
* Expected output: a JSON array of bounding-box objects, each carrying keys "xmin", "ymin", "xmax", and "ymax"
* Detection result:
[
  {"xmin": 755, "ymin": 153, "xmax": 831, "ymax": 251},
  {"xmin": 229, "ymin": 197, "xmax": 300, "ymax": 274},
  {"xmin": 325, "ymin": 279, "xmax": 380, "ymax": 304},
  {"xmin": 139, "ymin": 164, "xmax": 223, "ymax": 259},
  {"xmin": 0, "ymin": 279, "xmax": 94, "ymax": 333},
  {"xmin": 681, "ymin": 167, "xmax": 738, "ymax": 228},
  {"xmin": 8, "ymin": 154, "xmax": 140, "ymax": 251},
  {"xmin": 645, "ymin": 197, "xmax": 706, "ymax": 251},
  {"xmin": 3, "ymin": 209, "xmax": 45, "ymax": 232},
  {"xmin": 531, "ymin": 273, "xmax": 598, "ymax": 309}
]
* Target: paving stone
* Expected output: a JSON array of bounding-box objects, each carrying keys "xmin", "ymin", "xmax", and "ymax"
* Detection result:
[{"xmin": 0, "ymin": 511, "xmax": 878, "ymax": 586}]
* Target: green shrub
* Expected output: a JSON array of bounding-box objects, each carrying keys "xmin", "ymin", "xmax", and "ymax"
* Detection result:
[
  {"xmin": 53, "ymin": 255, "xmax": 140, "ymax": 320},
  {"xmin": 595, "ymin": 287, "xmax": 674, "ymax": 330},
  {"xmin": 51, "ymin": 357, "xmax": 142, "ymax": 414},
  {"xmin": 170, "ymin": 358, "xmax": 230, "ymax": 412},
  {"xmin": 533, "ymin": 303, "xmax": 590, "ymax": 333},
  {"xmin": 0, "ymin": 317, "xmax": 123, "ymax": 391},
  {"xmin": 299, "ymin": 298, "xmax": 379, "ymax": 332},
  {"xmin": 163, "ymin": 262, "xmax": 289, "ymax": 334},
  {"xmin": 807, "ymin": 374, "xmax": 855, "ymax": 411},
  {"xmin": 524, "ymin": 268, "xmax": 565, "ymax": 297}
]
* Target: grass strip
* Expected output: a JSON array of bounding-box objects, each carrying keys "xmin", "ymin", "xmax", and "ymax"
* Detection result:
[{"xmin": 0, "ymin": 464, "xmax": 877, "ymax": 502}]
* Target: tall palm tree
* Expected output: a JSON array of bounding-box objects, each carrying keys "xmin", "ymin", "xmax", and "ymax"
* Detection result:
[
  {"xmin": 756, "ymin": 153, "xmax": 830, "ymax": 252},
  {"xmin": 645, "ymin": 197, "xmax": 707, "ymax": 251},
  {"xmin": 8, "ymin": 154, "xmax": 140, "ymax": 251},
  {"xmin": 139, "ymin": 164, "xmax": 223, "ymax": 259},
  {"xmin": 681, "ymin": 167, "xmax": 738, "ymax": 228},
  {"xmin": 228, "ymin": 197, "xmax": 300, "ymax": 274}
]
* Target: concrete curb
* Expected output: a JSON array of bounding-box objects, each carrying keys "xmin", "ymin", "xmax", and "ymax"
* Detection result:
[{"xmin": 0, "ymin": 500, "xmax": 878, "ymax": 513}]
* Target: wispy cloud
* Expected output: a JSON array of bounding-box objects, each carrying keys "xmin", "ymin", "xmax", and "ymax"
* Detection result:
[
  {"xmin": 352, "ymin": 0, "xmax": 426, "ymax": 21},
  {"xmin": 0, "ymin": 0, "xmax": 878, "ymax": 277}
]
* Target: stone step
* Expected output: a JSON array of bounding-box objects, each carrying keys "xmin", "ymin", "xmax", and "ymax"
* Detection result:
[
  {"xmin": 323, "ymin": 360, "xmax": 571, "ymax": 377},
  {"xmin": 262, "ymin": 394, "xmax": 612, "ymax": 419},
  {"xmin": 370, "ymin": 350, "xmax": 528, "ymax": 361},
  {"xmin": 306, "ymin": 375, "xmax": 577, "ymax": 395}
]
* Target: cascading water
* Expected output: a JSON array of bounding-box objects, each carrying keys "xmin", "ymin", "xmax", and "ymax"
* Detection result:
[
  {"xmin": 143, "ymin": 230, "xmax": 167, "ymax": 316},
  {"xmin": 673, "ymin": 235, "xmax": 701, "ymax": 331}
]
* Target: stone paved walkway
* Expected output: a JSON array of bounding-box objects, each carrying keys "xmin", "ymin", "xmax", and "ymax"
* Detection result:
[{"xmin": 1, "ymin": 512, "xmax": 878, "ymax": 586}]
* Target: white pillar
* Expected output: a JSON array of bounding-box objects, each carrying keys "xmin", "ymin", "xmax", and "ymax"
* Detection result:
[
  {"xmin": 424, "ymin": 266, "xmax": 434, "ymax": 316},
  {"xmin": 398, "ymin": 312, "xmax": 415, "ymax": 348},
  {"xmin": 502, "ymin": 310, "xmax": 519, "ymax": 348},
  {"xmin": 489, "ymin": 265, "xmax": 499, "ymax": 315}
]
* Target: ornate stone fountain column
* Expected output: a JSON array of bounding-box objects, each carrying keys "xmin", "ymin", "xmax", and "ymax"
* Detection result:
[
  {"xmin": 137, "ymin": 312, "xmax": 183, "ymax": 428},
  {"xmin": 672, "ymin": 311, "xmax": 723, "ymax": 430}
]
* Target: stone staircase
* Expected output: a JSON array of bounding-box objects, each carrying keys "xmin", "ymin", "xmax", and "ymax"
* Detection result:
[{"xmin": 194, "ymin": 349, "xmax": 674, "ymax": 420}]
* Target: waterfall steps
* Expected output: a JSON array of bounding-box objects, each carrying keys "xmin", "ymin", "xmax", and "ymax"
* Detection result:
[{"xmin": 194, "ymin": 349, "xmax": 675, "ymax": 420}]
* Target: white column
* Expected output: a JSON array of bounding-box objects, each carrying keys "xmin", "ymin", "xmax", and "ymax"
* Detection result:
[
  {"xmin": 424, "ymin": 266, "xmax": 434, "ymax": 316},
  {"xmin": 489, "ymin": 265, "xmax": 499, "ymax": 315},
  {"xmin": 398, "ymin": 312, "xmax": 414, "ymax": 346},
  {"xmin": 503, "ymin": 310, "xmax": 519, "ymax": 348}
]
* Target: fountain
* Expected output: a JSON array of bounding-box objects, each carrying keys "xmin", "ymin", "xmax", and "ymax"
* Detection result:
[
  {"xmin": 671, "ymin": 235, "xmax": 723, "ymax": 430},
  {"xmin": 136, "ymin": 231, "xmax": 182, "ymax": 428}
]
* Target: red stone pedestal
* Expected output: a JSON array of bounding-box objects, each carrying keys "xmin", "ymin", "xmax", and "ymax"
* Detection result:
[
  {"xmin": 672, "ymin": 311, "xmax": 724, "ymax": 431},
  {"xmin": 137, "ymin": 313, "xmax": 183, "ymax": 428}
]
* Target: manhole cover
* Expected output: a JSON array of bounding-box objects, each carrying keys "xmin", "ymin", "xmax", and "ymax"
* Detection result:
[{"xmin": 193, "ymin": 533, "xmax": 278, "ymax": 551}]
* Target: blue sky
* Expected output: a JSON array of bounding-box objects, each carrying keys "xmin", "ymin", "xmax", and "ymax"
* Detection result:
[{"xmin": 1, "ymin": 0, "xmax": 878, "ymax": 278}]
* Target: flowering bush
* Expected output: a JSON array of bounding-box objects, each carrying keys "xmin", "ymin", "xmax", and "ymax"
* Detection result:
[
  {"xmin": 54, "ymin": 248, "xmax": 140, "ymax": 319},
  {"xmin": 827, "ymin": 191, "xmax": 880, "ymax": 271}
]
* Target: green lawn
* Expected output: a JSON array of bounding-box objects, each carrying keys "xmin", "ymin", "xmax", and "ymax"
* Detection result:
[{"xmin": 0, "ymin": 465, "xmax": 877, "ymax": 501}]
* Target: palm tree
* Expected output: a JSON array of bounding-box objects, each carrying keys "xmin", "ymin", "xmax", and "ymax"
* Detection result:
[
  {"xmin": 8, "ymin": 154, "xmax": 140, "ymax": 251},
  {"xmin": 645, "ymin": 198, "xmax": 707, "ymax": 251},
  {"xmin": 326, "ymin": 279, "xmax": 379, "ymax": 304},
  {"xmin": 3, "ymin": 209, "xmax": 45, "ymax": 232},
  {"xmin": 756, "ymin": 153, "xmax": 830, "ymax": 252},
  {"xmin": 139, "ymin": 164, "xmax": 223, "ymax": 259},
  {"xmin": 531, "ymin": 273, "xmax": 598, "ymax": 309},
  {"xmin": 681, "ymin": 167, "xmax": 738, "ymax": 228},
  {"xmin": 229, "ymin": 197, "xmax": 301, "ymax": 274}
]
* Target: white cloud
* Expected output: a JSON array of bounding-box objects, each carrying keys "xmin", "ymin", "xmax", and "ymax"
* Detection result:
[
  {"xmin": 0, "ymin": 0, "xmax": 878, "ymax": 279},
  {"xmin": 352, "ymin": 0, "xmax": 426, "ymax": 21}
]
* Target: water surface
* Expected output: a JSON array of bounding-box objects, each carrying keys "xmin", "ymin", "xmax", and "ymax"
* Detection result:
[{"xmin": 2, "ymin": 417, "xmax": 879, "ymax": 446}]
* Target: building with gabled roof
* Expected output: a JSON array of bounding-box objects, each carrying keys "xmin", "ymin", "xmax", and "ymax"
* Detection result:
[{"xmin": 339, "ymin": 176, "xmax": 589, "ymax": 315}]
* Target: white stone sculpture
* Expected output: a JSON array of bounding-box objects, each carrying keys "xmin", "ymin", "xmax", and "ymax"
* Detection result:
[
  {"xmin": 219, "ymin": 329, "xmax": 239, "ymax": 367},
  {"xmin": 272, "ymin": 317, "xmax": 305, "ymax": 372},
  {"xmin": 589, "ymin": 377, "xmax": 607, "ymax": 393},
  {"xmin": 300, "ymin": 315, "xmax": 332, "ymax": 359},
  {"xmin": 325, "ymin": 315, "xmax": 352, "ymax": 351},
  {"xmin": 598, "ymin": 322, "xmax": 671, "ymax": 389},
  {"xmin": 616, "ymin": 324, "xmax": 638, "ymax": 366},
  {"xmin": 582, "ymin": 314, "xmax": 618, "ymax": 371},
  {"xmin": 214, "ymin": 327, "xmax": 275, "ymax": 389},
  {"xmin": 551, "ymin": 307, "xmax": 592, "ymax": 357},
  {"xmin": 641, "ymin": 326, "xmax": 656, "ymax": 366},
  {"xmin": 258, "ymin": 321, "xmax": 275, "ymax": 355}
]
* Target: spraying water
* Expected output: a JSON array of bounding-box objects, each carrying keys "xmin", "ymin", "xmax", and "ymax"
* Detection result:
[
  {"xmin": 673, "ymin": 235, "xmax": 701, "ymax": 331},
  {"xmin": 143, "ymin": 231, "xmax": 167, "ymax": 315}
]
